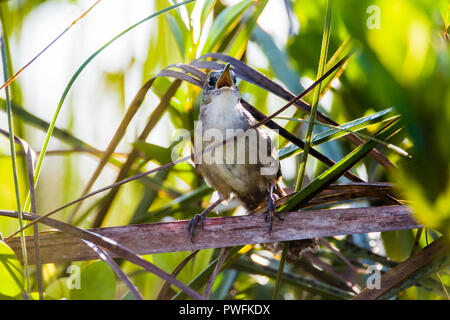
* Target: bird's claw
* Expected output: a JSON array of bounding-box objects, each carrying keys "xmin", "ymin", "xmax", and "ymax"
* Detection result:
[
  {"xmin": 264, "ymin": 195, "xmax": 283, "ymax": 234},
  {"xmin": 187, "ymin": 211, "xmax": 209, "ymax": 242},
  {"xmin": 188, "ymin": 199, "xmax": 223, "ymax": 242},
  {"xmin": 188, "ymin": 213, "xmax": 203, "ymax": 242}
]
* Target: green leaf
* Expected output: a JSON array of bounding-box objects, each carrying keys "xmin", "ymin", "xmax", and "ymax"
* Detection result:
[
  {"xmin": 166, "ymin": 13, "xmax": 189, "ymax": 60},
  {"xmin": 132, "ymin": 141, "xmax": 172, "ymax": 165},
  {"xmin": 200, "ymin": 0, "xmax": 217, "ymax": 27},
  {"xmin": 210, "ymin": 269, "xmax": 238, "ymax": 299},
  {"xmin": 44, "ymin": 278, "xmax": 71, "ymax": 300},
  {"xmin": 147, "ymin": 185, "xmax": 213, "ymax": 221},
  {"xmin": 282, "ymin": 119, "xmax": 402, "ymax": 212},
  {"xmin": 201, "ymin": 0, "xmax": 253, "ymax": 54},
  {"xmin": 251, "ymin": 26, "xmax": 303, "ymax": 94},
  {"xmin": 173, "ymin": 246, "xmax": 243, "ymax": 300},
  {"xmin": 153, "ymin": 249, "xmax": 214, "ymax": 291},
  {"xmin": 381, "ymin": 230, "xmax": 415, "ymax": 262},
  {"xmin": 0, "ymin": 241, "xmax": 24, "ymax": 298},
  {"xmin": 70, "ymin": 262, "xmax": 117, "ymax": 300},
  {"xmin": 295, "ymin": 0, "xmax": 333, "ymax": 191},
  {"xmin": 311, "ymin": 107, "xmax": 395, "ymax": 145},
  {"xmin": 227, "ymin": 0, "xmax": 269, "ymax": 58},
  {"xmin": 121, "ymin": 291, "xmax": 138, "ymax": 300},
  {"xmin": 277, "ymin": 108, "xmax": 398, "ymax": 160}
]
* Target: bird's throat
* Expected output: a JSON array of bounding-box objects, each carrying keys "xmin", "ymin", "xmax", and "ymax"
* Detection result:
[{"xmin": 201, "ymin": 90, "xmax": 242, "ymax": 131}]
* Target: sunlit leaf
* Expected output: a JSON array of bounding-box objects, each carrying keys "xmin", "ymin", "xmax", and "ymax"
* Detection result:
[
  {"xmin": 226, "ymin": 0, "xmax": 269, "ymax": 58},
  {"xmin": 278, "ymin": 108, "xmax": 396, "ymax": 160},
  {"xmin": 201, "ymin": 0, "xmax": 253, "ymax": 54},
  {"xmin": 44, "ymin": 278, "xmax": 71, "ymax": 300},
  {"xmin": 133, "ymin": 141, "xmax": 173, "ymax": 165},
  {"xmin": 200, "ymin": 0, "xmax": 217, "ymax": 27},
  {"xmin": 70, "ymin": 261, "xmax": 117, "ymax": 300},
  {"xmin": 0, "ymin": 241, "xmax": 24, "ymax": 298}
]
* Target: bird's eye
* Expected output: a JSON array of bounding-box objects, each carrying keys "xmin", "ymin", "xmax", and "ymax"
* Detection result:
[{"xmin": 208, "ymin": 78, "xmax": 215, "ymax": 87}]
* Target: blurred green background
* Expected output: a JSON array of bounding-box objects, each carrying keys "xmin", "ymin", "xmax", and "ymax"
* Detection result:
[{"xmin": 0, "ymin": 0, "xmax": 448, "ymax": 300}]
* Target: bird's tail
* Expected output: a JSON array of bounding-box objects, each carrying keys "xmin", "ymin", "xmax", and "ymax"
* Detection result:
[
  {"xmin": 240, "ymin": 193, "xmax": 266, "ymax": 212},
  {"xmin": 240, "ymin": 182, "xmax": 286, "ymax": 212}
]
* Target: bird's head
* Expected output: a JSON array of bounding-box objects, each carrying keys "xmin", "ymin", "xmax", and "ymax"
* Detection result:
[{"xmin": 202, "ymin": 64, "xmax": 239, "ymax": 104}]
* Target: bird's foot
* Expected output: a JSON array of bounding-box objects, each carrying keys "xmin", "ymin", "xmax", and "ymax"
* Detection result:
[
  {"xmin": 187, "ymin": 212, "xmax": 207, "ymax": 242},
  {"xmin": 187, "ymin": 198, "xmax": 223, "ymax": 242},
  {"xmin": 264, "ymin": 194, "xmax": 283, "ymax": 234}
]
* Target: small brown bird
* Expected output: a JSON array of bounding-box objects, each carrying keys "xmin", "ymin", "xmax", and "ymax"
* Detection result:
[{"xmin": 188, "ymin": 64, "xmax": 285, "ymax": 239}]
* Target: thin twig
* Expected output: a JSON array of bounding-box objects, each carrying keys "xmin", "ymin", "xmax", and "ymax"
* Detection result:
[
  {"xmin": 157, "ymin": 250, "xmax": 199, "ymax": 300},
  {"xmin": 204, "ymin": 247, "xmax": 233, "ymax": 299},
  {"xmin": 82, "ymin": 240, "xmax": 144, "ymax": 300}
]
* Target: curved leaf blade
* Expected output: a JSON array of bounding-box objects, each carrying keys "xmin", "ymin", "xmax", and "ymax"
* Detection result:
[{"xmin": 201, "ymin": 0, "xmax": 253, "ymax": 54}]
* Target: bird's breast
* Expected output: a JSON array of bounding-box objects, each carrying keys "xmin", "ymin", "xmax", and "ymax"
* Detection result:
[{"xmin": 200, "ymin": 91, "xmax": 247, "ymax": 132}]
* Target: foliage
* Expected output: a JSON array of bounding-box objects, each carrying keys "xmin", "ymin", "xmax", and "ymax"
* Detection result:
[{"xmin": 0, "ymin": 0, "xmax": 448, "ymax": 300}]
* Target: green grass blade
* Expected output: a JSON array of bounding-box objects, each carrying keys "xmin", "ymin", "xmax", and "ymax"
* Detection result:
[
  {"xmin": 277, "ymin": 108, "xmax": 397, "ymax": 160},
  {"xmin": 172, "ymin": 246, "xmax": 243, "ymax": 300},
  {"xmin": 166, "ymin": 14, "xmax": 188, "ymax": 60},
  {"xmin": 201, "ymin": 0, "xmax": 253, "ymax": 54},
  {"xmin": 313, "ymin": 36, "xmax": 352, "ymax": 102},
  {"xmin": 226, "ymin": 0, "xmax": 269, "ymax": 58},
  {"xmin": 22, "ymin": 0, "xmax": 195, "ymax": 213},
  {"xmin": 282, "ymin": 119, "xmax": 402, "ymax": 212},
  {"xmin": 251, "ymin": 26, "xmax": 303, "ymax": 94},
  {"xmin": 130, "ymin": 170, "xmax": 171, "ymax": 225},
  {"xmin": 311, "ymin": 108, "xmax": 395, "ymax": 144},
  {"xmin": 291, "ymin": 117, "xmax": 407, "ymax": 157},
  {"xmin": 232, "ymin": 257, "xmax": 353, "ymax": 299},
  {"xmin": 312, "ymin": 117, "xmax": 408, "ymax": 157},
  {"xmin": 277, "ymin": 116, "xmax": 408, "ymax": 159},
  {"xmin": 144, "ymin": 185, "xmax": 213, "ymax": 223},
  {"xmin": 199, "ymin": 0, "xmax": 216, "ymax": 27},
  {"xmin": 272, "ymin": 242, "xmax": 289, "ymax": 299},
  {"xmin": 295, "ymin": 0, "xmax": 332, "ymax": 191},
  {"xmin": 0, "ymin": 31, "xmax": 30, "ymax": 296},
  {"xmin": 0, "ymin": 99, "xmax": 97, "ymax": 151}
]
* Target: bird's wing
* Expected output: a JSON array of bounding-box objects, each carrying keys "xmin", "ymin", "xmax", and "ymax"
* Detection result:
[{"xmin": 238, "ymin": 104, "xmax": 282, "ymax": 181}]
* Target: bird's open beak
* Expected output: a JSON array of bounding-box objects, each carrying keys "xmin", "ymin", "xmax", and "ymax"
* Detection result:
[{"xmin": 216, "ymin": 64, "xmax": 233, "ymax": 89}]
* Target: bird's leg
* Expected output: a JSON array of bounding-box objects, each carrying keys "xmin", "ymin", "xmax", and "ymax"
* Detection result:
[
  {"xmin": 264, "ymin": 184, "xmax": 284, "ymax": 234},
  {"xmin": 188, "ymin": 198, "xmax": 223, "ymax": 241}
]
